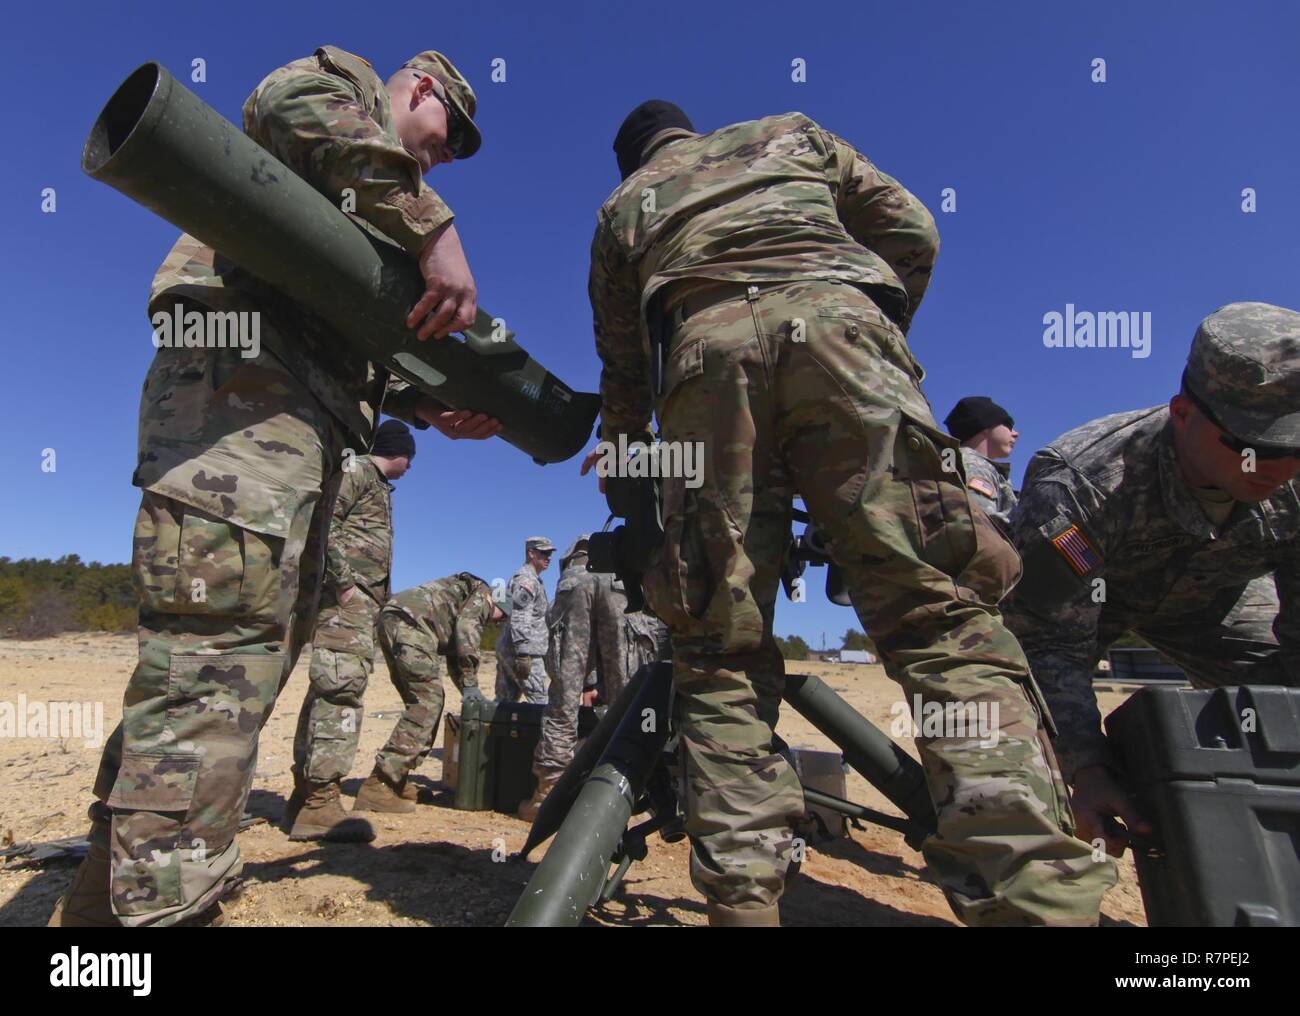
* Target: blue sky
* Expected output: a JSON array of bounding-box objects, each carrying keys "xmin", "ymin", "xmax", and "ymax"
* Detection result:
[{"xmin": 2, "ymin": 0, "xmax": 1297, "ymax": 648}]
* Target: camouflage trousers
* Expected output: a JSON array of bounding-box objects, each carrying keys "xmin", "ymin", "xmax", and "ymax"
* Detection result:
[
  {"xmin": 292, "ymin": 590, "xmax": 380, "ymax": 784},
  {"xmin": 534, "ymin": 615, "xmax": 662, "ymax": 774},
  {"xmin": 373, "ymin": 608, "xmax": 453, "ymax": 784},
  {"xmin": 88, "ymin": 339, "xmax": 345, "ymax": 926},
  {"xmin": 495, "ymin": 632, "xmax": 548, "ymax": 704},
  {"xmin": 642, "ymin": 280, "xmax": 1117, "ymax": 923}
]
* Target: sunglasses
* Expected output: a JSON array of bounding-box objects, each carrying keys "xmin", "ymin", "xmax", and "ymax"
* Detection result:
[
  {"xmin": 429, "ymin": 83, "xmax": 464, "ymax": 156},
  {"xmin": 1183, "ymin": 385, "xmax": 1300, "ymax": 460}
]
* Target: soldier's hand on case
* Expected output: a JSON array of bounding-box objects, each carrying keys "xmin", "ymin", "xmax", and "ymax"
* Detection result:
[
  {"xmin": 408, "ymin": 222, "xmax": 477, "ymax": 340},
  {"xmin": 581, "ymin": 690, "xmax": 598, "ymax": 707},
  {"xmin": 1070, "ymin": 764, "xmax": 1152, "ymax": 856},
  {"xmin": 417, "ymin": 402, "xmax": 501, "ymax": 440}
]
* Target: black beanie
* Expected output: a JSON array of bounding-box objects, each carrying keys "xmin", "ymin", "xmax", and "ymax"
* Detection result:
[
  {"xmin": 372, "ymin": 419, "xmax": 416, "ymax": 460},
  {"xmin": 613, "ymin": 100, "xmax": 695, "ymax": 180},
  {"xmin": 944, "ymin": 396, "xmax": 1014, "ymax": 442}
]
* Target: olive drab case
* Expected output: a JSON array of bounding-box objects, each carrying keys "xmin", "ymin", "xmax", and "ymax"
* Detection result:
[
  {"xmin": 1106, "ymin": 685, "xmax": 1300, "ymax": 926},
  {"xmin": 82, "ymin": 63, "xmax": 598, "ymax": 465},
  {"xmin": 444, "ymin": 697, "xmax": 602, "ymax": 813}
]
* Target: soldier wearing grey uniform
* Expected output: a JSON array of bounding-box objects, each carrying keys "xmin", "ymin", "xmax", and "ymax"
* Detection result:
[
  {"xmin": 520, "ymin": 536, "xmax": 668, "ymax": 820},
  {"xmin": 495, "ymin": 537, "xmax": 554, "ymax": 703},
  {"xmin": 1003, "ymin": 302, "xmax": 1300, "ymax": 861},
  {"xmin": 945, "ymin": 396, "xmax": 1019, "ymax": 527}
]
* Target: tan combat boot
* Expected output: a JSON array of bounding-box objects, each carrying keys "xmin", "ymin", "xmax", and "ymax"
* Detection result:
[
  {"xmin": 706, "ymin": 901, "xmax": 781, "ymax": 927},
  {"xmin": 47, "ymin": 809, "xmax": 119, "ymax": 927},
  {"xmin": 353, "ymin": 767, "xmax": 416, "ymax": 814},
  {"xmin": 287, "ymin": 780, "xmax": 376, "ymax": 842},
  {"xmin": 517, "ymin": 768, "xmax": 564, "ymax": 823}
]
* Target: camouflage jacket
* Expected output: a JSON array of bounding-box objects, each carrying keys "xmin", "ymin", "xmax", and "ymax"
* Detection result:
[
  {"xmin": 507, "ymin": 564, "xmax": 550, "ymax": 655},
  {"xmin": 546, "ymin": 558, "xmax": 669, "ymax": 690},
  {"xmin": 324, "ymin": 455, "xmax": 393, "ymax": 605},
  {"xmin": 1002, "ymin": 405, "xmax": 1300, "ymax": 778},
  {"xmin": 960, "ymin": 447, "xmax": 1017, "ymax": 527},
  {"xmin": 589, "ymin": 113, "xmax": 939, "ymax": 442},
  {"xmin": 546, "ymin": 555, "xmax": 601, "ymax": 688},
  {"xmin": 384, "ymin": 573, "xmax": 494, "ymax": 686},
  {"xmin": 148, "ymin": 45, "xmax": 452, "ymax": 442}
]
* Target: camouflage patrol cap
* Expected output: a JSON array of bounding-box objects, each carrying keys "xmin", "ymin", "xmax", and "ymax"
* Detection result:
[
  {"xmin": 526, "ymin": 536, "xmax": 556, "ymax": 554},
  {"xmin": 400, "ymin": 51, "xmax": 481, "ymax": 158},
  {"xmin": 560, "ymin": 534, "xmax": 592, "ymax": 569},
  {"xmin": 1183, "ymin": 302, "xmax": 1300, "ymax": 446}
]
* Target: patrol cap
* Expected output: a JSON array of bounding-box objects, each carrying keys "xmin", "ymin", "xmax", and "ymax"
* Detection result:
[
  {"xmin": 1183, "ymin": 302, "xmax": 1300, "ymax": 447},
  {"xmin": 525, "ymin": 536, "xmax": 556, "ymax": 554},
  {"xmin": 560, "ymin": 533, "xmax": 592, "ymax": 569},
  {"xmin": 400, "ymin": 51, "xmax": 481, "ymax": 159}
]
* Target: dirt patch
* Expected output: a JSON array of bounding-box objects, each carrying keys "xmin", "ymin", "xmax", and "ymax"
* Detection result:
[{"xmin": 0, "ymin": 634, "xmax": 1145, "ymax": 926}]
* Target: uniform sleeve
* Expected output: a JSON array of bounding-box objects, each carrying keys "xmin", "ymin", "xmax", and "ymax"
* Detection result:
[
  {"xmin": 250, "ymin": 69, "xmax": 453, "ymax": 257},
  {"xmin": 1271, "ymin": 552, "xmax": 1300, "ymax": 681},
  {"xmin": 509, "ymin": 576, "xmax": 536, "ymax": 648},
  {"xmin": 323, "ymin": 466, "xmax": 362, "ymax": 592},
  {"xmin": 380, "ymin": 375, "xmax": 433, "ymax": 429},
  {"xmin": 1002, "ymin": 452, "xmax": 1114, "ymax": 781},
  {"xmin": 449, "ymin": 587, "xmax": 491, "ymax": 690},
  {"xmin": 555, "ymin": 582, "xmax": 597, "ymax": 690},
  {"xmin": 589, "ymin": 213, "xmax": 654, "ymax": 444},
  {"xmin": 823, "ymin": 131, "xmax": 939, "ymax": 335}
]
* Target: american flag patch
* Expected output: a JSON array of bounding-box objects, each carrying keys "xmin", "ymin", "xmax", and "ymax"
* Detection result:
[{"xmin": 1050, "ymin": 524, "xmax": 1101, "ymax": 577}]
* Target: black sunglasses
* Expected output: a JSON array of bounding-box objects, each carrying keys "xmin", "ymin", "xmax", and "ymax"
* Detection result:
[
  {"xmin": 1182, "ymin": 383, "xmax": 1300, "ymax": 460},
  {"xmin": 430, "ymin": 85, "xmax": 464, "ymax": 155}
]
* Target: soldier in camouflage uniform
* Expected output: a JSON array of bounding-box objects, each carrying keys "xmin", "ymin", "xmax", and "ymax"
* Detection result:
[
  {"xmin": 494, "ymin": 537, "xmax": 554, "ymax": 704},
  {"xmin": 353, "ymin": 573, "xmax": 503, "ymax": 811},
  {"xmin": 1003, "ymin": 303, "xmax": 1300, "ymax": 861},
  {"xmin": 518, "ymin": 535, "xmax": 668, "ymax": 820},
  {"xmin": 284, "ymin": 420, "xmax": 416, "ymax": 841},
  {"xmin": 584, "ymin": 100, "xmax": 1115, "ymax": 926},
  {"xmin": 945, "ymin": 396, "xmax": 1020, "ymax": 528},
  {"xmin": 50, "ymin": 46, "xmax": 497, "ymax": 928}
]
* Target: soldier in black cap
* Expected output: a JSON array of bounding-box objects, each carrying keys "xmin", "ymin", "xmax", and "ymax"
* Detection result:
[{"xmin": 944, "ymin": 396, "xmax": 1020, "ymax": 527}]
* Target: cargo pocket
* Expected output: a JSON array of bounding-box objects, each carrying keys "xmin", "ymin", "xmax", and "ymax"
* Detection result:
[
  {"xmin": 642, "ymin": 478, "xmax": 713, "ymax": 637},
  {"xmin": 136, "ymin": 495, "xmax": 284, "ymax": 620},
  {"xmin": 106, "ymin": 750, "xmax": 201, "ymax": 916},
  {"xmin": 644, "ymin": 336, "xmax": 712, "ymax": 636},
  {"xmin": 890, "ymin": 415, "xmax": 978, "ymax": 581}
]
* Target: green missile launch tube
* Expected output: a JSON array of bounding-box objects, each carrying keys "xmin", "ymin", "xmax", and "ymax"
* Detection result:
[
  {"xmin": 518, "ymin": 663, "xmax": 653, "ymax": 859},
  {"xmin": 783, "ymin": 673, "xmax": 937, "ymax": 832},
  {"xmin": 82, "ymin": 62, "xmax": 598, "ymax": 464},
  {"xmin": 507, "ymin": 662, "xmax": 674, "ymax": 927}
]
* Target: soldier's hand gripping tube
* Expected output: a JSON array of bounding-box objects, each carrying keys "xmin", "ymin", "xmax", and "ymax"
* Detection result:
[
  {"xmin": 507, "ymin": 662, "xmax": 674, "ymax": 927},
  {"xmin": 82, "ymin": 63, "xmax": 599, "ymax": 464},
  {"xmin": 783, "ymin": 673, "xmax": 938, "ymax": 834}
]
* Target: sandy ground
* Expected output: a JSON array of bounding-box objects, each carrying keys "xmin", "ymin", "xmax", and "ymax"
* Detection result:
[{"xmin": 0, "ymin": 633, "xmax": 1146, "ymax": 927}]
